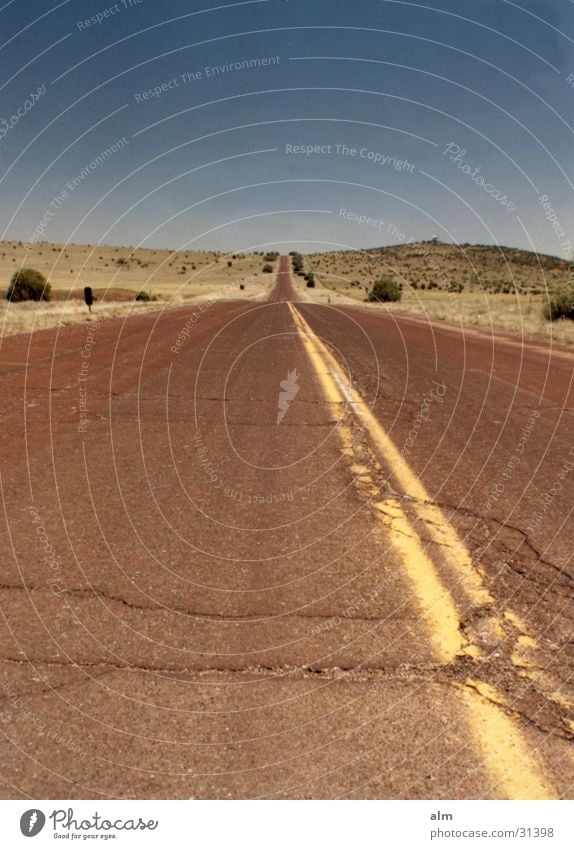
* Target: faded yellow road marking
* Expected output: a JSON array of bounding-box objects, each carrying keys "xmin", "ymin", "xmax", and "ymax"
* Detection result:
[
  {"xmin": 289, "ymin": 301, "xmax": 472, "ymax": 661},
  {"xmin": 457, "ymin": 681, "xmax": 555, "ymax": 799},
  {"xmin": 376, "ymin": 499, "xmax": 478, "ymax": 663},
  {"xmin": 289, "ymin": 303, "xmax": 493, "ymax": 607},
  {"xmin": 289, "ymin": 300, "xmax": 558, "ymax": 799}
]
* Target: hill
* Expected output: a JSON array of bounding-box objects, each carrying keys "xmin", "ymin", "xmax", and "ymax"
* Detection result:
[{"xmin": 307, "ymin": 242, "xmax": 570, "ymax": 297}]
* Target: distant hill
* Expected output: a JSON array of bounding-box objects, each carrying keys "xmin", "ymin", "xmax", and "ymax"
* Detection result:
[{"xmin": 308, "ymin": 242, "xmax": 570, "ymax": 295}]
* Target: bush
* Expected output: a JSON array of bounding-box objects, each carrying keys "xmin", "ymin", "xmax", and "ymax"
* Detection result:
[
  {"xmin": 6, "ymin": 268, "xmax": 50, "ymax": 302},
  {"xmin": 291, "ymin": 252, "xmax": 304, "ymax": 274},
  {"xmin": 368, "ymin": 278, "xmax": 402, "ymax": 303},
  {"xmin": 262, "ymin": 264, "xmax": 274, "ymax": 273},
  {"xmin": 135, "ymin": 290, "xmax": 156, "ymax": 302},
  {"xmin": 543, "ymin": 289, "xmax": 574, "ymax": 321}
]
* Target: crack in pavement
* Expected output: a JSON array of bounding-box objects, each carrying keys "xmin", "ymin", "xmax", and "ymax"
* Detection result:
[
  {"xmin": 1, "ymin": 654, "xmax": 571, "ymax": 742},
  {"xmin": 368, "ymin": 486, "xmax": 571, "ymax": 584},
  {"xmin": 0, "ymin": 583, "xmax": 405, "ymax": 624}
]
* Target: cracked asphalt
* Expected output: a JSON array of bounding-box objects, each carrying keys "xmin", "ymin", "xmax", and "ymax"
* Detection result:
[{"xmin": 0, "ymin": 256, "xmax": 572, "ymax": 799}]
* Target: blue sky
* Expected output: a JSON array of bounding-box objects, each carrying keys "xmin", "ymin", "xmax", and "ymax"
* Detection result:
[{"xmin": 0, "ymin": 0, "xmax": 573, "ymax": 256}]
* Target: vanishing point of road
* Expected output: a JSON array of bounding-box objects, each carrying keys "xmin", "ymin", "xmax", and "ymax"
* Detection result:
[{"xmin": 0, "ymin": 256, "xmax": 572, "ymax": 798}]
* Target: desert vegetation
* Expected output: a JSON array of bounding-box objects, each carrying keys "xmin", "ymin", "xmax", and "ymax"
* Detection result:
[
  {"xmin": 368, "ymin": 277, "xmax": 402, "ymax": 303},
  {"xmin": 6, "ymin": 268, "xmax": 51, "ymax": 302},
  {"xmin": 303, "ymin": 242, "xmax": 574, "ymax": 344},
  {"xmin": 0, "ymin": 242, "xmax": 272, "ymax": 336}
]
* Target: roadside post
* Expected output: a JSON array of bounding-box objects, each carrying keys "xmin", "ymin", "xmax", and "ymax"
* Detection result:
[{"xmin": 84, "ymin": 286, "xmax": 93, "ymax": 314}]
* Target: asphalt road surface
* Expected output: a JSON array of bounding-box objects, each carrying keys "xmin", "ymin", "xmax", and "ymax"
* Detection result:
[{"xmin": 0, "ymin": 256, "xmax": 572, "ymax": 799}]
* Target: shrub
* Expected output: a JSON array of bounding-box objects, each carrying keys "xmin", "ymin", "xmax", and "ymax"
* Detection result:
[
  {"xmin": 368, "ymin": 278, "xmax": 402, "ymax": 303},
  {"xmin": 262, "ymin": 264, "xmax": 273, "ymax": 273},
  {"xmin": 6, "ymin": 268, "xmax": 50, "ymax": 302},
  {"xmin": 543, "ymin": 289, "xmax": 574, "ymax": 321},
  {"xmin": 291, "ymin": 252, "xmax": 304, "ymax": 274},
  {"xmin": 135, "ymin": 290, "xmax": 156, "ymax": 302}
]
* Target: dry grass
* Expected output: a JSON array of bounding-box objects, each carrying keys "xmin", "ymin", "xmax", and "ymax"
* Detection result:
[
  {"xmin": 0, "ymin": 241, "xmax": 276, "ymax": 336},
  {"xmin": 0, "ymin": 299, "xmax": 164, "ymax": 337},
  {"xmin": 304, "ymin": 243, "xmax": 574, "ymax": 345}
]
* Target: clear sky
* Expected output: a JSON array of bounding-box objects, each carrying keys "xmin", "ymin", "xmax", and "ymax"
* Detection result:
[{"xmin": 0, "ymin": 0, "xmax": 573, "ymax": 257}]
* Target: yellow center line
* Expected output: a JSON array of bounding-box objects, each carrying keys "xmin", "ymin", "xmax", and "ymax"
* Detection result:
[
  {"xmin": 456, "ymin": 682, "xmax": 556, "ymax": 800},
  {"xmin": 289, "ymin": 302, "xmax": 493, "ymax": 607},
  {"xmin": 375, "ymin": 498, "xmax": 473, "ymax": 663},
  {"xmin": 288, "ymin": 300, "xmax": 558, "ymax": 800}
]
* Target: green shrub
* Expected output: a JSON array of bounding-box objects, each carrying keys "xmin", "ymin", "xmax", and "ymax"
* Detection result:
[
  {"xmin": 6, "ymin": 268, "xmax": 50, "ymax": 302},
  {"xmin": 135, "ymin": 290, "xmax": 156, "ymax": 302},
  {"xmin": 262, "ymin": 264, "xmax": 273, "ymax": 273},
  {"xmin": 543, "ymin": 289, "xmax": 574, "ymax": 321},
  {"xmin": 368, "ymin": 278, "xmax": 402, "ymax": 303},
  {"xmin": 291, "ymin": 252, "xmax": 304, "ymax": 274}
]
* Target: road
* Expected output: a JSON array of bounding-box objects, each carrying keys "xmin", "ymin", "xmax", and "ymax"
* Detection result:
[{"xmin": 0, "ymin": 255, "xmax": 572, "ymax": 799}]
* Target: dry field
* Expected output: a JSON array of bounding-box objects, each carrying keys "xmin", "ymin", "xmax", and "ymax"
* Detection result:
[
  {"xmin": 0, "ymin": 241, "xmax": 276, "ymax": 336},
  {"xmin": 303, "ymin": 243, "xmax": 574, "ymax": 345}
]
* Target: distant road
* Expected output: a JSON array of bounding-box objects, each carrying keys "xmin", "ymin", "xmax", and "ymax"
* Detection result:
[{"xmin": 0, "ymin": 255, "xmax": 572, "ymax": 799}]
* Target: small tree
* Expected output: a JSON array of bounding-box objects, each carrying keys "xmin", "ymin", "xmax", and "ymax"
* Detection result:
[
  {"xmin": 262, "ymin": 264, "xmax": 273, "ymax": 273},
  {"xmin": 6, "ymin": 268, "xmax": 50, "ymax": 302},
  {"xmin": 368, "ymin": 278, "xmax": 402, "ymax": 303}
]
